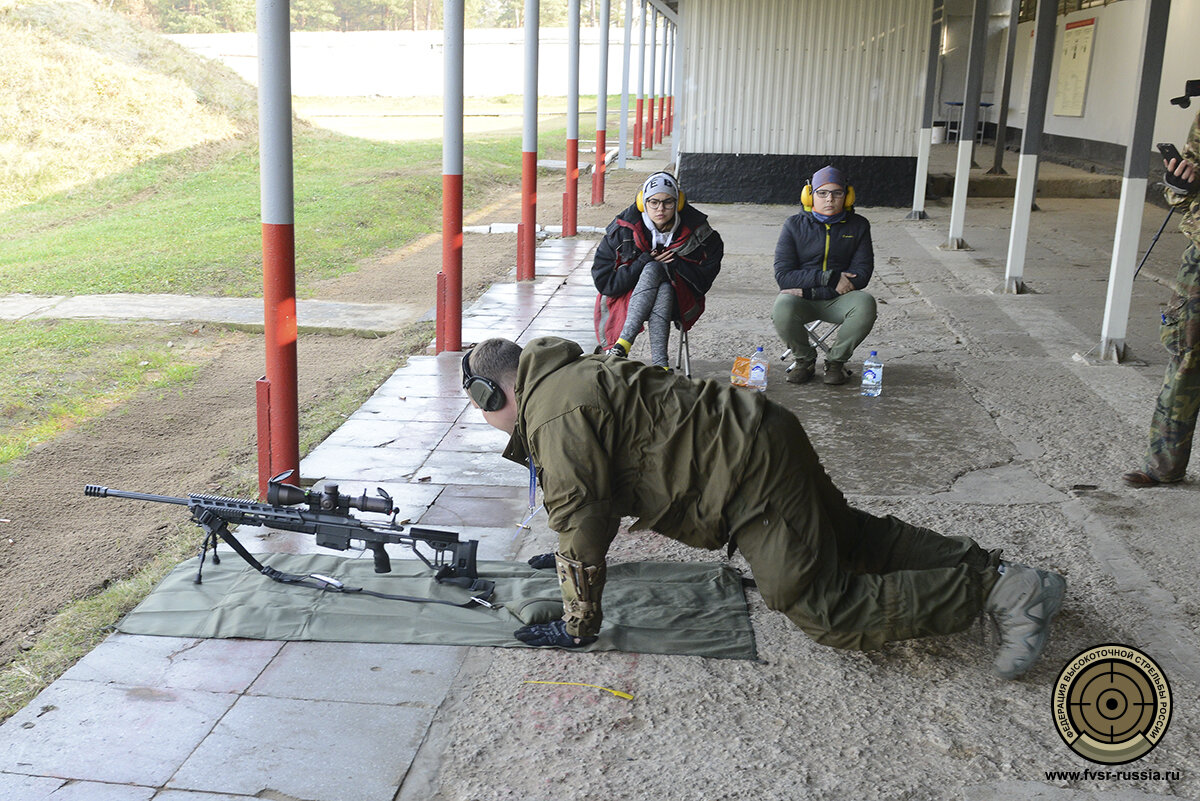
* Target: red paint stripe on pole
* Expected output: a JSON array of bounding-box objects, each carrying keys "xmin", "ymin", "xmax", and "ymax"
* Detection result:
[
  {"xmin": 645, "ymin": 96, "xmax": 655, "ymax": 150},
  {"xmin": 656, "ymin": 93, "xmax": 664, "ymax": 144},
  {"xmin": 592, "ymin": 129, "xmax": 606, "ymax": 205},
  {"xmin": 255, "ymin": 378, "xmax": 271, "ymax": 499},
  {"xmin": 441, "ymin": 172, "xmax": 463, "ymax": 351},
  {"xmin": 519, "ymin": 150, "xmax": 537, "ymax": 280},
  {"xmin": 565, "ymin": 138, "xmax": 578, "ymax": 236},
  {"xmin": 261, "ymin": 222, "xmax": 299, "ymax": 483},
  {"xmin": 666, "ymin": 96, "xmax": 673, "ymax": 136},
  {"xmin": 633, "ymin": 98, "xmax": 643, "ymax": 158}
]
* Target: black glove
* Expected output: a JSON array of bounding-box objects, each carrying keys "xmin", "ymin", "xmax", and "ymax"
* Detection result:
[
  {"xmin": 1165, "ymin": 170, "xmax": 1197, "ymax": 194},
  {"xmin": 527, "ymin": 552, "xmax": 557, "ymax": 569},
  {"xmin": 513, "ymin": 619, "xmax": 597, "ymax": 648}
]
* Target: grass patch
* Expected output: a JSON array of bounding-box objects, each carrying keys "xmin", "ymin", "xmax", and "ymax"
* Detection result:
[
  {"xmin": 0, "ymin": 320, "xmax": 218, "ymax": 470},
  {"xmin": 0, "ymin": 323, "xmax": 437, "ymax": 723},
  {"xmin": 0, "ymin": 123, "xmax": 561, "ymax": 296}
]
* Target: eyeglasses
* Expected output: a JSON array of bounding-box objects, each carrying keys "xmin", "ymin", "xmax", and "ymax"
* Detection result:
[
  {"xmin": 646, "ymin": 198, "xmax": 677, "ymax": 210},
  {"xmin": 814, "ymin": 189, "xmax": 846, "ymax": 200}
]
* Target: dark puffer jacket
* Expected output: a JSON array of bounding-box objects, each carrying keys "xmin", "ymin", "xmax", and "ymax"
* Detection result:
[
  {"xmin": 591, "ymin": 202, "xmax": 723, "ymax": 299},
  {"xmin": 773, "ymin": 210, "xmax": 874, "ymax": 300}
]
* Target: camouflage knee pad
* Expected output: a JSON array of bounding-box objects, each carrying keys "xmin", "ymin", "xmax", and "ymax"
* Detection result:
[{"xmin": 555, "ymin": 552, "xmax": 606, "ymax": 638}]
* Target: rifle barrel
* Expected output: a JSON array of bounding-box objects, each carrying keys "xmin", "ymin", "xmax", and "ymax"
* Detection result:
[{"xmin": 84, "ymin": 486, "xmax": 189, "ymax": 506}]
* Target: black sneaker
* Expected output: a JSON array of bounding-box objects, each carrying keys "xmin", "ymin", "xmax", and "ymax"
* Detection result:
[{"xmin": 606, "ymin": 342, "xmax": 628, "ymax": 358}]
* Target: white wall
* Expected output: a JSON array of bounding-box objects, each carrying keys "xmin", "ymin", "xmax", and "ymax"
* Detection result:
[
  {"xmin": 170, "ymin": 28, "xmax": 638, "ymax": 98},
  {"xmin": 678, "ymin": 0, "xmax": 929, "ymax": 157},
  {"xmin": 1004, "ymin": 0, "xmax": 1199, "ymax": 149}
]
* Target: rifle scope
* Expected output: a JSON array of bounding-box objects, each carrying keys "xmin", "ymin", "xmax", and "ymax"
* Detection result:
[{"xmin": 267, "ymin": 477, "xmax": 395, "ymax": 515}]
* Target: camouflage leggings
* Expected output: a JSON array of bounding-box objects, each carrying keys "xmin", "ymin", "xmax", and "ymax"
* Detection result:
[{"xmin": 1145, "ymin": 242, "xmax": 1200, "ymax": 481}]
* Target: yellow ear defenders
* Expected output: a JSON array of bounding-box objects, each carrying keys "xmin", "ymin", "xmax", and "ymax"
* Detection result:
[
  {"xmin": 461, "ymin": 350, "xmax": 506, "ymax": 412},
  {"xmin": 636, "ymin": 172, "xmax": 686, "ymax": 212},
  {"xmin": 801, "ymin": 183, "xmax": 855, "ymax": 213}
]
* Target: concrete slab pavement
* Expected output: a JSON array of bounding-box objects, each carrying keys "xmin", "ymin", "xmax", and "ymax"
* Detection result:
[{"xmin": 2, "ymin": 148, "xmax": 1199, "ymax": 800}]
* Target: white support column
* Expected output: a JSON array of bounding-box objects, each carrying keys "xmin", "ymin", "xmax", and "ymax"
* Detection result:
[
  {"xmin": 946, "ymin": 0, "xmax": 988, "ymax": 250},
  {"xmin": 908, "ymin": 0, "xmax": 942, "ymax": 220},
  {"xmin": 1099, "ymin": 0, "xmax": 1172, "ymax": 361},
  {"xmin": 1003, "ymin": 0, "xmax": 1056, "ymax": 294}
]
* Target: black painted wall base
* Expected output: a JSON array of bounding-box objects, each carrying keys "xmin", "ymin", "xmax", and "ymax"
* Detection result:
[{"xmin": 678, "ymin": 153, "xmax": 917, "ymax": 208}]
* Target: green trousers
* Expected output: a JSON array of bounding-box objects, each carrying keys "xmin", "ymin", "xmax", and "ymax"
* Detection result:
[
  {"xmin": 1145, "ymin": 242, "xmax": 1200, "ymax": 481},
  {"xmin": 772, "ymin": 290, "xmax": 877, "ymax": 366},
  {"xmin": 729, "ymin": 404, "xmax": 1000, "ymax": 650}
]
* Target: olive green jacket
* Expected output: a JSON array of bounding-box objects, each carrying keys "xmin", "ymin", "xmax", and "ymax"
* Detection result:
[{"xmin": 501, "ymin": 337, "xmax": 765, "ymax": 554}]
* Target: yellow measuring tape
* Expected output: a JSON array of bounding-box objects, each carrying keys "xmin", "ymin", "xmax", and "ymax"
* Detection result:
[{"xmin": 522, "ymin": 680, "xmax": 633, "ymax": 700}]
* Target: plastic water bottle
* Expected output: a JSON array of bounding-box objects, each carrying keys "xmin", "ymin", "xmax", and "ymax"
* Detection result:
[
  {"xmin": 748, "ymin": 346, "xmax": 768, "ymax": 392},
  {"xmin": 861, "ymin": 351, "xmax": 883, "ymax": 397}
]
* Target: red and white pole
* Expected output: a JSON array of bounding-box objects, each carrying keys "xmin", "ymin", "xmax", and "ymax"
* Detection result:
[
  {"xmin": 655, "ymin": 16, "xmax": 666, "ymax": 144},
  {"xmin": 665, "ymin": 22, "xmax": 674, "ymax": 136},
  {"xmin": 518, "ymin": 0, "xmax": 539, "ymax": 279},
  {"xmin": 439, "ymin": 0, "xmax": 464, "ymax": 352},
  {"xmin": 644, "ymin": 7, "xmax": 656, "ymax": 151},
  {"xmin": 564, "ymin": 0, "xmax": 579, "ymax": 236},
  {"xmin": 256, "ymin": 0, "xmax": 299, "ymax": 497},
  {"xmin": 633, "ymin": 0, "xmax": 645, "ymax": 158},
  {"xmin": 591, "ymin": 0, "xmax": 610, "ymax": 205}
]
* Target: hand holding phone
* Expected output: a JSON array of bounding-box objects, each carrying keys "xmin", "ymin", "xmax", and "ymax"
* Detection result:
[{"xmin": 1157, "ymin": 142, "xmax": 1197, "ymax": 193}]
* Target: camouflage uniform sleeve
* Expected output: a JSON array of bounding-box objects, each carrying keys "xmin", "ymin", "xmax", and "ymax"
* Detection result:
[{"xmin": 1168, "ymin": 111, "xmax": 1200, "ymax": 245}]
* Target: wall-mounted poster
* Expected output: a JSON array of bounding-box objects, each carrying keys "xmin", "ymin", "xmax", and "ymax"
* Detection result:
[{"xmin": 1053, "ymin": 17, "xmax": 1096, "ymax": 117}]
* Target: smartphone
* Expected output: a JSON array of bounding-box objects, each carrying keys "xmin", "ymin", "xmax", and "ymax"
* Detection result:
[
  {"xmin": 1158, "ymin": 142, "xmax": 1197, "ymax": 193},
  {"xmin": 1157, "ymin": 142, "xmax": 1184, "ymax": 165}
]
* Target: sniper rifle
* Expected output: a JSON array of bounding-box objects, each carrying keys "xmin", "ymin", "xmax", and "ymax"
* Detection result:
[{"xmin": 85, "ymin": 472, "xmax": 493, "ymax": 607}]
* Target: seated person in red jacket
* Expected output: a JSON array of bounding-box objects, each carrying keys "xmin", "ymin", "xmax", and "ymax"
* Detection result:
[
  {"xmin": 772, "ymin": 165, "xmax": 877, "ymax": 385},
  {"xmin": 592, "ymin": 172, "xmax": 723, "ymax": 368}
]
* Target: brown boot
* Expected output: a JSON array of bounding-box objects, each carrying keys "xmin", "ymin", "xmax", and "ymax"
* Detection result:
[
  {"xmin": 823, "ymin": 361, "xmax": 852, "ymax": 385},
  {"xmin": 786, "ymin": 362, "xmax": 816, "ymax": 384}
]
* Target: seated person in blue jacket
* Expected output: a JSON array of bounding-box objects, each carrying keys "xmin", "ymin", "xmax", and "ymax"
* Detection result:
[
  {"xmin": 772, "ymin": 165, "xmax": 877, "ymax": 385},
  {"xmin": 592, "ymin": 171, "xmax": 723, "ymax": 368}
]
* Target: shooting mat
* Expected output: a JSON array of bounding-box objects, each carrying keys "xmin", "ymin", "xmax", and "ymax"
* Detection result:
[{"xmin": 118, "ymin": 554, "xmax": 758, "ymax": 660}]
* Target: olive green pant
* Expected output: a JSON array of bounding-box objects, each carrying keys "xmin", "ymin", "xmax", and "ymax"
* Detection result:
[
  {"xmin": 729, "ymin": 404, "xmax": 1000, "ymax": 650},
  {"xmin": 772, "ymin": 290, "xmax": 877, "ymax": 366}
]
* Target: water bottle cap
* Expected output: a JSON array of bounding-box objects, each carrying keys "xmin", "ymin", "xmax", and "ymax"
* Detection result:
[
  {"xmin": 755, "ymin": 346, "xmax": 763, "ymax": 352},
  {"xmin": 870, "ymin": 351, "xmax": 877, "ymax": 356}
]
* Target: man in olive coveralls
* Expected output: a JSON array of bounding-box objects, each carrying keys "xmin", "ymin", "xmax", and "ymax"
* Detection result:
[
  {"xmin": 463, "ymin": 336, "xmax": 1066, "ymax": 679},
  {"xmin": 1124, "ymin": 107, "xmax": 1200, "ymax": 487}
]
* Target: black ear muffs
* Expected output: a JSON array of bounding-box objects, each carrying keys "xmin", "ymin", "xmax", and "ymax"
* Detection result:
[
  {"xmin": 461, "ymin": 351, "xmax": 506, "ymax": 412},
  {"xmin": 801, "ymin": 183, "xmax": 855, "ymax": 212},
  {"xmin": 636, "ymin": 171, "xmax": 686, "ymax": 212}
]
